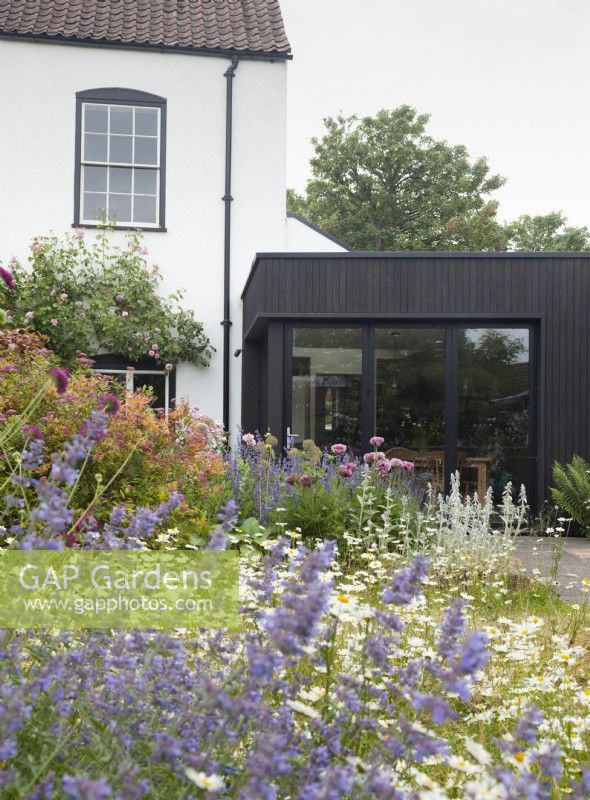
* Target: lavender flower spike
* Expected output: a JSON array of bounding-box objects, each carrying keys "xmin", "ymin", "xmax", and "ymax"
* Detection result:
[{"xmin": 382, "ymin": 553, "xmax": 430, "ymax": 606}]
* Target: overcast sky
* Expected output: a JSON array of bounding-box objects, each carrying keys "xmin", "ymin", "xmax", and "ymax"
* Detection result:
[{"xmin": 280, "ymin": 0, "xmax": 590, "ymax": 227}]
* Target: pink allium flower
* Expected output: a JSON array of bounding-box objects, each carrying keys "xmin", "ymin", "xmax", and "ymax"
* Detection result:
[
  {"xmin": 369, "ymin": 436, "xmax": 385, "ymax": 447},
  {"xmin": 330, "ymin": 443, "xmax": 347, "ymax": 455},
  {"xmin": 49, "ymin": 367, "xmax": 70, "ymax": 395},
  {"xmin": 98, "ymin": 392, "xmax": 121, "ymax": 416},
  {"xmin": 0, "ymin": 265, "xmax": 15, "ymax": 291},
  {"xmin": 242, "ymin": 433, "xmax": 256, "ymax": 448},
  {"xmin": 50, "ymin": 318, "xmax": 59, "ymax": 326}
]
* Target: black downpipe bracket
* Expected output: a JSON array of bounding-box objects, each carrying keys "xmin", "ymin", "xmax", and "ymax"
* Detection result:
[{"xmin": 221, "ymin": 55, "xmax": 239, "ymax": 433}]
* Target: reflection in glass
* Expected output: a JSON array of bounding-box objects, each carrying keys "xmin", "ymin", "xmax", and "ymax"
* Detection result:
[
  {"xmin": 291, "ymin": 328, "xmax": 362, "ymax": 451},
  {"xmin": 135, "ymin": 374, "xmax": 166, "ymax": 409},
  {"xmin": 458, "ymin": 328, "xmax": 530, "ymax": 500},
  {"xmin": 375, "ymin": 329, "xmax": 445, "ymax": 491}
]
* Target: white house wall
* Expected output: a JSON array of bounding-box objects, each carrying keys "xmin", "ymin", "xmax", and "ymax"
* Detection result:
[
  {"xmin": 0, "ymin": 39, "xmax": 287, "ymax": 436},
  {"xmin": 285, "ymin": 215, "xmax": 347, "ymax": 252}
]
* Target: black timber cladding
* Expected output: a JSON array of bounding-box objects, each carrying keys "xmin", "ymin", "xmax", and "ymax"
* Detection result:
[{"xmin": 241, "ymin": 252, "xmax": 590, "ymax": 502}]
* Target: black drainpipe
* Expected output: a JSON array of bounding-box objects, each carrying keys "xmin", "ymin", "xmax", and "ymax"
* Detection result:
[{"xmin": 221, "ymin": 54, "xmax": 239, "ymax": 434}]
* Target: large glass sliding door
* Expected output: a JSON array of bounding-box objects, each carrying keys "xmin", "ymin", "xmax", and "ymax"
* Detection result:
[
  {"xmin": 291, "ymin": 327, "xmax": 363, "ymax": 451},
  {"xmin": 288, "ymin": 323, "xmax": 535, "ymax": 501},
  {"xmin": 457, "ymin": 328, "xmax": 531, "ymax": 499},
  {"xmin": 375, "ymin": 328, "xmax": 446, "ymax": 492}
]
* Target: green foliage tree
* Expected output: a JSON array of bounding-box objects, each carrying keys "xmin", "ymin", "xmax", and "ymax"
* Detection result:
[
  {"xmin": 287, "ymin": 106, "xmax": 507, "ymax": 251},
  {"xmin": 505, "ymin": 212, "xmax": 590, "ymax": 252},
  {"xmin": 551, "ymin": 455, "xmax": 590, "ymax": 534},
  {"xmin": 0, "ymin": 228, "xmax": 213, "ymax": 368}
]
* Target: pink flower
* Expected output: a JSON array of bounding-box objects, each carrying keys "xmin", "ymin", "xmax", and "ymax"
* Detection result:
[
  {"xmin": 98, "ymin": 392, "xmax": 121, "ymax": 416},
  {"xmin": 299, "ymin": 474, "xmax": 312, "ymax": 487},
  {"xmin": 0, "ymin": 265, "xmax": 15, "ymax": 291},
  {"xmin": 50, "ymin": 318, "xmax": 58, "ymax": 326},
  {"xmin": 59, "ymin": 292, "xmax": 68, "ymax": 302},
  {"xmin": 115, "ymin": 294, "xmax": 124, "ymax": 302},
  {"xmin": 50, "ymin": 288, "xmax": 56, "ymax": 296},
  {"xmin": 0, "ymin": 364, "xmax": 17, "ymax": 373},
  {"xmin": 49, "ymin": 367, "xmax": 70, "ymax": 395},
  {"xmin": 363, "ymin": 451, "xmax": 386, "ymax": 464},
  {"xmin": 77, "ymin": 356, "xmax": 95, "ymax": 366},
  {"xmin": 24, "ymin": 311, "xmax": 34, "ymax": 323},
  {"xmin": 285, "ymin": 474, "xmax": 296, "ymax": 486},
  {"xmin": 148, "ymin": 350, "xmax": 156, "ymax": 357},
  {"xmin": 242, "ymin": 433, "xmax": 256, "ymax": 448},
  {"xmin": 376, "ymin": 458, "xmax": 391, "ymax": 477},
  {"xmin": 22, "ymin": 423, "xmax": 42, "ymax": 440},
  {"xmin": 390, "ymin": 458, "xmax": 404, "ymax": 468},
  {"xmin": 165, "ymin": 363, "xmax": 173, "ymax": 372},
  {"xmin": 331, "ymin": 443, "xmax": 347, "ymax": 455},
  {"xmin": 151, "ymin": 343, "xmax": 158, "ymax": 350},
  {"xmin": 74, "ymin": 228, "xmax": 85, "ymax": 240},
  {"xmin": 402, "ymin": 461, "xmax": 414, "ymax": 471},
  {"xmin": 126, "ymin": 366, "xmax": 135, "ymax": 372},
  {"xmin": 339, "ymin": 463, "xmax": 356, "ymax": 478},
  {"xmin": 370, "ymin": 436, "xmax": 385, "ymax": 447}
]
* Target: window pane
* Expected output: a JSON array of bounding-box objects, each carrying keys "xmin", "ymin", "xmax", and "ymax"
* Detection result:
[
  {"xmin": 110, "ymin": 106, "xmax": 133, "ymax": 134},
  {"xmin": 134, "ymin": 169, "xmax": 157, "ymax": 195},
  {"xmin": 108, "ymin": 194, "xmax": 132, "ymax": 223},
  {"xmin": 135, "ymin": 107, "xmax": 158, "ymax": 135},
  {"xmin": 134, "ymin": 374, "xmax": 166, "ymax": 409},
  {"xmin": 83, "ymin": 165, "xmax": 107, "ymax": 192},
  {"xmin": 292, "ymin": 327, "xmax": 362, "ymax": 452},
  {"xmin": 375, "ymin": 329, "xmax": 445, "ymax": 490},
  {"xmin": 84, "ymin": 104, "xmax": 108, "ymax": 133},
  {"xmin": 83, "ymin": 192, "xmax": 106, "ymax": 222},
  {"xmin": 458, "ymin": 328, "xmax": 530, "ymax": 500},
  {"xmin": 133, "ymin": 195, "xmax": 157, "ymax": 225},
  {"xmin": 109, "ymin": 167, "xmax": 132, "ymax": 193},
  {"xmin": 84, "ymin": 133, "xmax": 108, "ymax": 162},
  {"xmin": 109, "ymin": 136, "xmax": 133, "ymax": 163},
  {"xmin": 134, "ymin": 136, "xmax": 158, "ymax": 165}
]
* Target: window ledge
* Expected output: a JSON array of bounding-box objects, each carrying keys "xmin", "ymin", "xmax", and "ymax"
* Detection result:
[{"xmin": 72, "ymin": 223, "xmax": 167, "ymax": 233}]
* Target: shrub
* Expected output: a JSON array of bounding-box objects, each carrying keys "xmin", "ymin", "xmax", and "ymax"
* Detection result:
[
  {"xmin": 0, "ymin": 328, "xmax": 227, "ymax": 542},
  {"xmin": 0, "ymin": 227, "xmax": 212, "ymax": 368},
  {"xmin": 551, "ymin": 455, "xmax": 590, "ymax": 534}
]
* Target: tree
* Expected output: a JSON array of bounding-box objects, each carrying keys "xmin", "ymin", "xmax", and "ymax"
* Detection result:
[
  {"xmin": 287, "ymin": 106, "xmax": 507, "ymax": 251},
  {"xmin": 505, "ymin": 212, "xmax": 590, "ymax": 251}
]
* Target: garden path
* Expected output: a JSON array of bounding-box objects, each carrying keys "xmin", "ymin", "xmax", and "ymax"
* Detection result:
[{"xmin": 513, "ymin": 536, "xmax": 590, "ymax": 602}]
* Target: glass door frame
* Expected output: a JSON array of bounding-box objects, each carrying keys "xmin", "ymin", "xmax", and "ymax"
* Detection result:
[{"xmin": 284, "ymin": 319, "xmax": 538, "ymax": 507}]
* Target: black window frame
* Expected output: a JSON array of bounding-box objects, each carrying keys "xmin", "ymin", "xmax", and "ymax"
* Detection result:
[
  {"xmin": 74, "ymin": 88, "xmax": 167, "ymax": 232},
  {"xmin": 284, "ymin": 319, "xmax": 539, "ymax": 508}
]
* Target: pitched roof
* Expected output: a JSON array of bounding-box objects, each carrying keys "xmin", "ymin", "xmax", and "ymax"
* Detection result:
[{"xmin": 0, "ymin": 0, "xmax": 291, "ymax": 57}]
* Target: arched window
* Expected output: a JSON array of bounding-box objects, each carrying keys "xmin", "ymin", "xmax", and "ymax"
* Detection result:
[{"xmin": 74, "ymin": 88, "xmax": 166, "ymax": 230}]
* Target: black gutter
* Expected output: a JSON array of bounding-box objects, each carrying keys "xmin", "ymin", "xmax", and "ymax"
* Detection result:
[
  {"xmin": 0, "ymin": 32, "xmax": 292, "ymax": 61},
  {"xmin": 221, "ymin": 54, "xmax": 239, "ymax": 433}
]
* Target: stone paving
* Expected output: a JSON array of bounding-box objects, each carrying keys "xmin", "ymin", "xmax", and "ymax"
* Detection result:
[{"xmin": 513, "ymin": 536, "xmax": 590, "ymax": 603}]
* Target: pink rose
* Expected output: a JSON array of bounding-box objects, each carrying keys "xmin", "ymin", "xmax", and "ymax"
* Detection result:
[
  {"xmin": 165, "ymin": 363, "xmax": 173, "ymax": 371},
  {"xmin": 148, "ymin": 350, "xmax": 156, "ymax": 357},
  {"xmin": 331, "ymin": 443, "xmax": 347, "ymax": 455},
  {"xmin": 369, "ymin": 436, "xmax": 385, "ymax": 447}
]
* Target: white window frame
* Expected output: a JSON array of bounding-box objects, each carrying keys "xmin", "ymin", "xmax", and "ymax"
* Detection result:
[
  {"xmin": 80, "ymin": 102, "xmax": 161, "ymax": 228},
  {"xmin": 92, "ymin": 368, "xmax": 170, "ymax": 419}
]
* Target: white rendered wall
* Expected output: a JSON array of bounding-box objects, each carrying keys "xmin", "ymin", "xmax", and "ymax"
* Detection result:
[
  {"xmin": 0, "ymin": 39, "xmax": 287, "ymax": 437},
  {"xmin": 285, "ymin": 215, "xmax": 347, "ymax": 252}
]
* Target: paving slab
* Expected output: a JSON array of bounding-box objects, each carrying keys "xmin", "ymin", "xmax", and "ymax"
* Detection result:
[{"xmin": 513, "ymin": 536, "xmax": 590, "ymax": 603}]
